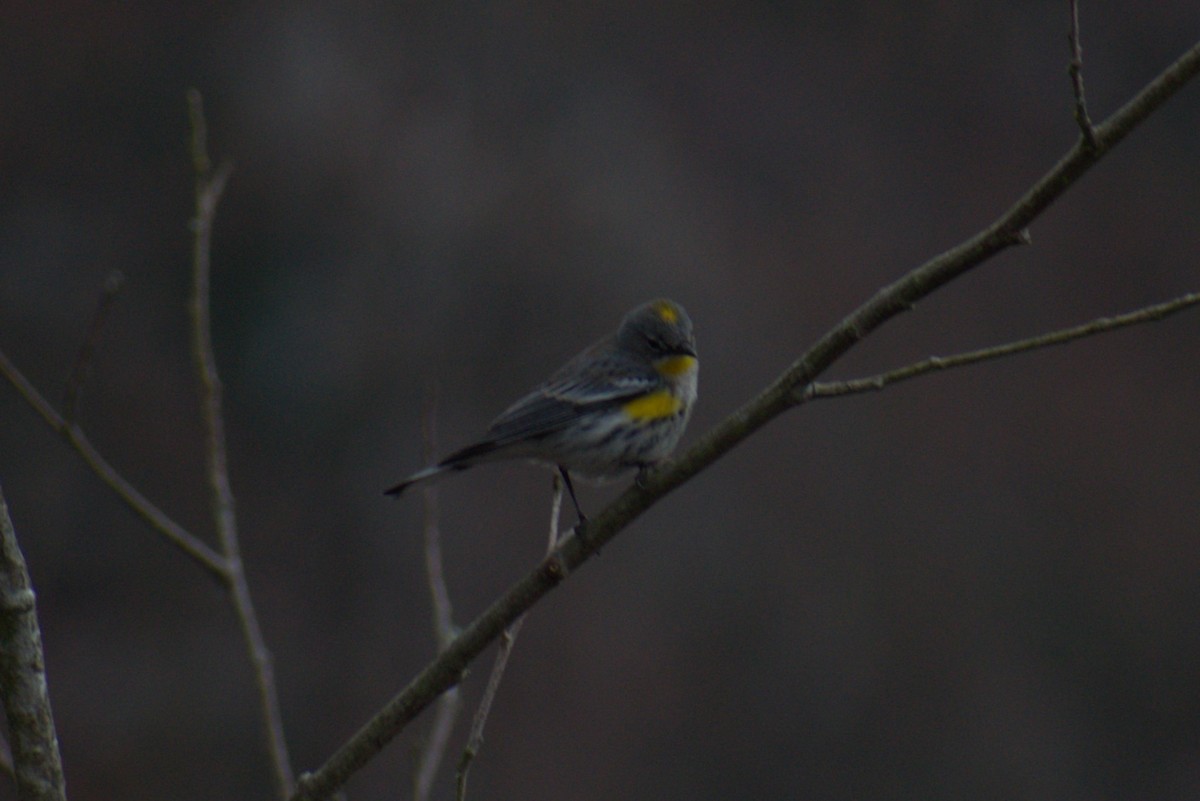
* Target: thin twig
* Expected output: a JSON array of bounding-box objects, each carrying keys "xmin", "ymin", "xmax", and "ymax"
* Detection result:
[
  {"xmin": 0, "ymin": 347, "xmax": 229, "ymax": 580},
  {"xmin": 0, "ymin": 485, "xmax": 67, "ymax": 801},
  {"xmin": 456, "ymin": 477, "xmax": 563, "ymax": 801},
  {"xmin": 420, "ymin": 386, "xmax": 456, "ymax": 653},
  {"xmin": 414, "ymin": 680, "xmax": 460, "ymax": 801},
  {"xmin": 413, "ymin": 387, "xmax": 461, "ymax": 801},
  {"xmin": 1068, "ymin": 0, "xmax": 1098, "ymax": 147},
  {"xmin": 454, "ymin": 621, "xmax": 524, "ymax": 801},
  {"xmin": 807, "ymin": 291, "xmax": 1200, "ymax": 399},
  {"xmin": 62, "ymin": 269, "xmax": 125, "ymax": 425},
  {"xmin": 187, "ymin": 88, "xmax": 294, "ymax": 799},
  {"xmin": 290, "ymin": 37, "xmax": 1200, "ymax": 801}
]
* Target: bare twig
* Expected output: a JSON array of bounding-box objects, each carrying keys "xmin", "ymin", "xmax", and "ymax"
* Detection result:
[
  {"xmin": 0, "ymin": 485, "xmax": 67, "ymax": 801},
  {"xmin": 290, "ymin": 37, "xmax": 1200, "ymax": 801},
  {"xmin": 1068, "ymin": 0, "xmax": 1098, "ymax": 147},
  {"xmin": 419, "ymin": 387, "xmax": 456, "ymax": 654},
  {"xmin": 413, "ymin": 680, "xmax": 460, "ymax": 801},
  {"xmin": 807, "ymin": 291, "xmax": 1200, "ymax": 399},
  {"xmin": 0, "ymin": 347, "xmax": 229, "ymax": 580},
  {"xmin": 187, "ymin": 88, "xmax": 294, "ymax": 799},
  {"xmin": 456, "ymin": 477, "xmax": 563, "ymax": 801},
  {"xmin": 454, "ymin": 621, "xmax": 523, "ymax": 801},
  {"xmin": 62, "ymin": 269, "xmax": 125, "ymax": 425},
  {"xmin": 413, "ymin": 388, "xmax": 461, "ymax": 801}
]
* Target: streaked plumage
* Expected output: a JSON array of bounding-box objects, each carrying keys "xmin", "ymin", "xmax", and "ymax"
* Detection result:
[{"xmin": 385, "ymin": 299, "xmax": 698, "ymax": 518}]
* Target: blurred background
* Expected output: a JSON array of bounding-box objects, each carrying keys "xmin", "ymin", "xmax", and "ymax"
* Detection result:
[{"xmin": 2, "ymin": 2, "xmax": 1199, "ymax": 799}]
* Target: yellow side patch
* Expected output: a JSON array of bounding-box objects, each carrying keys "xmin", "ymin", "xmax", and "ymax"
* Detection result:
[
  {"xmin": 654, "ymin": 301, "xmax": 679, "ymax": 324},
  {"xmin": 623, "ymin": 390, "xmax": 684, "ymax": 421},
  {"xmin": 655, "ymin": 354, "xmax": 698, "ymax": 377}
]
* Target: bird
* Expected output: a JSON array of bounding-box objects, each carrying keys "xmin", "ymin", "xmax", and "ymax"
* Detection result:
[{"xmin": 385, "ymin": 299, "xmax": 698, "ymax": 523}]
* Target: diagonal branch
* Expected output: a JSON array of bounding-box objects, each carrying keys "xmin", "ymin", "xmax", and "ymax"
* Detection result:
[
  {"xmin": 186, "ymin": 89, "xmax": 295, "ymax": 800},
  {"xmin": 807, "ymin": 291, "xmax": 1200, "ymax": 399},
  {"xmin": 455, "ymin": 477, "xmax": 564, "ymax": 801},
  {"xmin": 0, "ymin": 347, "xmax": 229, "ymax": 581},
  {"xmin": 290, "ymin": 37, "xmax": 1200, "ymax": 801}
]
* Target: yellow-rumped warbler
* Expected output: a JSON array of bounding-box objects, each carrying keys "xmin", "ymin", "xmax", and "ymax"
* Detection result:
[{"xmin": 385, "ymin": 299, "xmax": 698, "ymax": 521}]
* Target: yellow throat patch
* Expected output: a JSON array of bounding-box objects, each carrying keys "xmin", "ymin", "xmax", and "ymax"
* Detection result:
[{"xmin": 654, "ymin": 354, "xmax": 698, "ymax": 377}]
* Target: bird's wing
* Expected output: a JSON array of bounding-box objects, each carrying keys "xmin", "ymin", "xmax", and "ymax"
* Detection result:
[{"xmin": 481, "ymin": 350, "xmax": 657, "ymax": 445}]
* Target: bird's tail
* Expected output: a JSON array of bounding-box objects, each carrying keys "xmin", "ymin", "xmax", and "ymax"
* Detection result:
[
  {"xmin": 383, "ymin": 464, "xmax": 454, "ymax": 496},
  {"xmin": 383, "ymin": 439, "xmax": 503, "ymax": 497}
]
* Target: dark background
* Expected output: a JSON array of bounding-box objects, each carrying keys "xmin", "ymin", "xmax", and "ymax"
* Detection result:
[{"xmin": 2, "ymin": 2, "xmax": 1199, "ymax": 799}]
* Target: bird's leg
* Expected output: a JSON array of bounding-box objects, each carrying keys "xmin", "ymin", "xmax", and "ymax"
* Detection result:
[
  {"xmin": 634, "ymin": 464, "xmax": 651, "ymax": 489},
  {"xmin": 557, "ymin": 466, "xmax": 588, "ymax": 528},
  {"xmin": 634, "ymin": 461, "xmax": 662, "ymax": 489}
]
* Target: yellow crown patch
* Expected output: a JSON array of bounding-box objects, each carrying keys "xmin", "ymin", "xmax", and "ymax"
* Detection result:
[{"xmin": 654, "ymin": 301, "xmax": 679, "ymax": 324}]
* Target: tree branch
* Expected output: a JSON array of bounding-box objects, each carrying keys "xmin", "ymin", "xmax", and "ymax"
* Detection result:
[
  {"xmin": 62, "ymin": 270, "xmax": 125, "ymax": 426},
  {"xmin": 289, "ymin": 38, "xmax": 1200, "ymax": 801},
  {"xmin": 0, "ymin": 486, "xmax": 66, "ymax": 801},
  {"xmin": 455, "ymin": 477, "xmax": 564, "ymax": 801},
  {"xmin": 1067, "ymin": 0, "xmax": 1098, "ymax": 147},
  {"xmin": 0, "ymin": 347, "xmax": 229, "ymax": 581},
  {"xmin": 412, "ymin": 389, "xmax": 461, "ymax": 801},
  {"xmin": 807, "ymin": 291, "xmax": 1200, "ymax": 399},
  {"xmin": 186, "ymin": 88, "xmax": 294, "ymax": 800},
  {"xmin": 419, "ymin": 387, "xmax": 456, "ymax": 655}
]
